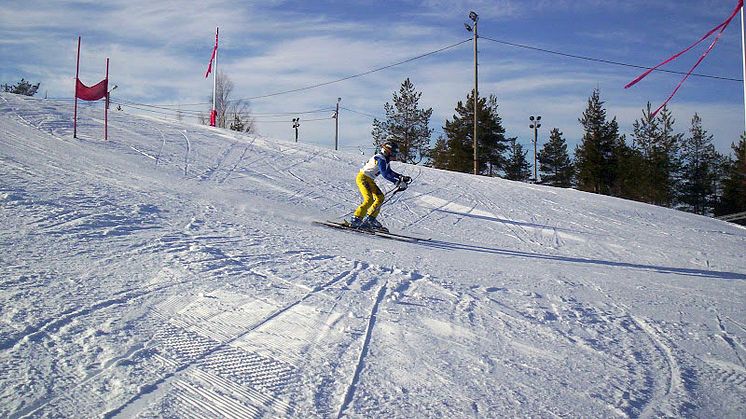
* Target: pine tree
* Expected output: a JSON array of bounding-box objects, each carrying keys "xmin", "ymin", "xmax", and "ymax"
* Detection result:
[
  {"xmin": 631, "ymin": 104, "xmax": 682, "ymax": 206},
  {"xmin": 229, "ymin": 114, "xmax": 245, "ymax": 132},
  {"xmin": 715, "ymin": 134, "xmax": 746, "ymax": 217},
  {"xmin": 611, "ymin": 137, "xmax": 645, "ymax": 201},
  {"xmin": 655, "ymin": 107, "xmax": 683, "ymax": 206},
  {"xmin": 434, "ymin": 90, "xmax": 511, "ymax": 175},
  {"xmin": 2, "ymin": 78, "xmax": 40, "ymax": 96},
  {"xmin": 504, "ymin": 141, "xmax": 532, "ymax": 181},
  {"xmin": 631, "ymin": 103, "xmax": 660, "ymax": 200},
  {"xmin": 371, "ymin": 78, "xmax": 433, "ymax": 164},
  {"xmin": 537, "ymin": 128, "xmax": 574, "ymax": 187},
  {"xmin": 574, "ymin": 89, "xmax": 622, "ymax": 195},
  {"xmin": 679, "ymin": 114, "xmax": 721, "ymax": 215},
  {"xmin": 575, "ymin": 89, "xmax": 631, "ymax": 196},
  {"xmin": 428, "ymin": 135, "xmax": 453, "ymax": 170}
]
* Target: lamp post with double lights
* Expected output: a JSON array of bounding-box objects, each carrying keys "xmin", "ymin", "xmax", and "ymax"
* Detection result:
[
  {"xmin": 292, "ymin": 117, "xmax": 300, "ymax": 142},
  {"xmin": 529, "ymin": 115, "xmax": 541, "ymax": 182}
]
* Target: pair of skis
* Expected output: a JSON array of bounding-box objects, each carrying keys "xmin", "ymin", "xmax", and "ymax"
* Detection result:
[{"xmin": 313, "ymin": 220, "xmax": 430, "ymax": 243}]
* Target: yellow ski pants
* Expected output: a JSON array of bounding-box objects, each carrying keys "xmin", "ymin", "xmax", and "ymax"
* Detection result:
[{"xmin": 354, "ymin": 172, "xmax": 384, "ymax": 219}]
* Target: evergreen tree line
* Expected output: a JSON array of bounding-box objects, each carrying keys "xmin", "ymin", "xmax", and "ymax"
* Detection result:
[
  {"xmin": 4, "ymin": 76, "xmax": 743, "ymax": 218},
  {"xmin": 372, "ymin": 80, "xmax": 746, "ymax": 219}
]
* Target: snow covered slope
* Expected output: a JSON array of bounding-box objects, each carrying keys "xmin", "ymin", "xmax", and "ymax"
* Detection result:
[{"xmin": 1, "ymin": 93, "xmax": 745, "ymax": 418}]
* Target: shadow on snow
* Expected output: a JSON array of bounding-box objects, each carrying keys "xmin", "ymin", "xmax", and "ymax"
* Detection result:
[{"xmin": 418, "ymin": 239, "xmax": 746, "ymax": 282}]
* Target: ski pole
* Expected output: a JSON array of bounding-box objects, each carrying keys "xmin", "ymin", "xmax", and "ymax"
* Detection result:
[
  {"xmin": 381, "ymin": 187, "xmax": 402, "ymax": 207},
  {"xmin": 381, "ymin": 178, "xmax": 413, "ymax": 208}
]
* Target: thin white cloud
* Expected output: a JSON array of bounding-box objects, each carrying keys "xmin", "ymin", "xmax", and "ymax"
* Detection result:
[{"xmin": 1, "ymin": 0, "xmax": 741, "ymax": 156}]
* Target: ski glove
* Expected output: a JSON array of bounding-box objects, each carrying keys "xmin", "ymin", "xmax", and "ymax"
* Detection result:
[{"xmin": 401, "ymin": 175, "xmax": 412, "ymax": 184}]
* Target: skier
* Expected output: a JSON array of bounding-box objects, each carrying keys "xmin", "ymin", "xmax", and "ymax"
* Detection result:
[{"xmin": 349, "ymin": 141, "xmax": 411, "ymax": 231}]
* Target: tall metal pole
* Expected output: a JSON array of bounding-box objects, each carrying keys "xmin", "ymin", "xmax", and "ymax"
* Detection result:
[
  {"xmin": 742, "ymin": 7, "xmax": 746, "ymax": 133},
  {"xmin": 211, "ymin": 27, "xmax": 219, "ymax": 127},
  {"xmin": 74, "ymin": 36, "xmax": 81, "ymax": 139},
  {"xmin": 104, "ymin": 58, "xmax": 109, "ymax": 141},
  {"xmin": 529, "ymin": 115, "xmax": 541, "ymax": 182},
  {"xmin": 334, "ymin": 97, "xmax": 341, "ymax": 150},
  {"xmin": 533, "ymin": 126, "xmax": 537, "ymax": 180},
  {"xmin": 473, "ymin": 15, "xmax": 479, "ymax": 175}
]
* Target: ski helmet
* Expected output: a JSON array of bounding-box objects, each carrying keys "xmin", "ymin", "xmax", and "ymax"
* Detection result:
[{"xmin": 381, "ymin": 142, "xmax": 400, "ymax": 158}]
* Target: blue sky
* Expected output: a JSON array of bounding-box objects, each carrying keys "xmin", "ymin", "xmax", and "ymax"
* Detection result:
[{"xmin": 2, "ymin": 0, "xmax": 744, "ymax": 156}]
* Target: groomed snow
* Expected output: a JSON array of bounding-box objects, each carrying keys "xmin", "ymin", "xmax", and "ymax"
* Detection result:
[{"xmin": 1, "ymin": 93, "xmax": 745, "ymax": 418}]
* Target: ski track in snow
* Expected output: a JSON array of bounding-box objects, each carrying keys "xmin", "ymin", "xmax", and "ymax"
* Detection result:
[{"xmin": 1, "ymin": 94, "xmax": 745, "ymax": 418}]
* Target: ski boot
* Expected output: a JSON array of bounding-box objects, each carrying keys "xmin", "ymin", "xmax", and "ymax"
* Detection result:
[
  {"xmin": 363, "ymin": 216, "xmax": 388, "ymax": 233},
  {"xmin": 347, "ymin": 216, "xmax": 364, "ymax": 228}
]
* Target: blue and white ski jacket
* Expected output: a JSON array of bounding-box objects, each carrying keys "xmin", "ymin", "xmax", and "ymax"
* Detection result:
[{"xmin": 360, "ymin": 153, "xmax": 401, "ymax": 184}]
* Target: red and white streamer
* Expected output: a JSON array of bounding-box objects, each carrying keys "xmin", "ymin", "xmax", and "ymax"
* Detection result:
[{"xmin": 625, "ymin": 0, "xmax": 744, "ymax": 117}]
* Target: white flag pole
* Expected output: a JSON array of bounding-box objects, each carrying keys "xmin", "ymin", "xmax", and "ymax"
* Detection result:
[{"xmin": 211, "ymin": 27, "xmax": 219, "ymax": 127}]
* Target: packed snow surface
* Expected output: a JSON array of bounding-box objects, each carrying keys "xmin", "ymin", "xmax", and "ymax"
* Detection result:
[{"xmin": 1, "ymin": 93, "xmax": 745, "ymax": 418}]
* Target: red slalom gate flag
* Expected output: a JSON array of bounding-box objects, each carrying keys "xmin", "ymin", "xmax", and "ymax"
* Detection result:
[
  {"xmin": 205, "ymin": 28, "xmax": 219, "ymax": 78},
  {"xmin": 75, "ymin": 78, "xmax": 108, "ymax": 101},
  {"xmin": 625, "ymin": 0, "xmax": 743, "ymax": 118}
]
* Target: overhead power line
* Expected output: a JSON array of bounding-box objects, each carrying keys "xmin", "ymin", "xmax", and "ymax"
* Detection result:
[
  {"xmin": 239, "ymin": 39, "xmax": 472, "ymax": 101},
  {"xmin": 250, "ymin": 107, "xmax": 334, "ymax": 116},
  {"xmin": 106, "ymin": 38, "xmax": 471, "ymax": 110},
  {"xmin": 111, "ymin": 97, "xmax": 334, "ymax": 118},
  {"xmin": 253, "ymin": 116, "xmax": 334, "ymax": 124},
  {"xmin": 107, "ymin": 33, "xmax": 740, "ymax": 118},
  {"xmin": 113, "ymin": 97, "xmax": 203, "ymax": 115},
  {"xmin": 480, "ymin": 35, "xmax": 742, "ymax": 82},
  {"xmin": 109, "ymin": 100, "xmax": 200, "ymax": 117},
  {"xmin": 110, "ymin": 98, "xmax": 336, "ymax": 123},
  {"xmin": 340, "ymin": 106, "xmax": 383, "ymax": 120}
]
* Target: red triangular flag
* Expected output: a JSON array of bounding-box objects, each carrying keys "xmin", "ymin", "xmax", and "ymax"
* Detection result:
[{"xmin": 205, "ymin": 28, "xmax": 219, "ymax": 78}]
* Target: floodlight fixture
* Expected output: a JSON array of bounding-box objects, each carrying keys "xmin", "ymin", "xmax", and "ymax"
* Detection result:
[{"xmin": 469, "ymin": 11, "xmax": 478, "ymax": 22}]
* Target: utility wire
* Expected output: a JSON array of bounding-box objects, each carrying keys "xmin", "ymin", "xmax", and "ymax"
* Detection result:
[
  {"xmin": 480, "ymin": 35, "xmax": 742, "ymax": 82},
  {"xmin": 340, "ymin": 106, "xmax": 383, "ymax": 120},
  {"xmin": 105, "ymin": 39, "xmax": 470, "ymax": 111},
  {"xmin": 104, "ymin": 33, "xmax": 740, "ymax": 118},
  {"xmin": 239, "ymin": 39, "xmax": 472, "ymax": 101},
  {"xmin": 111, "ymin": 99, "xmax": 336, "ymax": 123},
  {"xmin": 112, "ymin": 96, "xmax": 334, "ymax": 119},
  {"xmin": 114, "ymin": 97, "xmax": 203, "ymax": 115},
  {"xmin": 254, "ymin": 116, "xmax": 334, "ymax": 123},
  {"xmin": 109, "ymin": 100, "xmax": 200, "ymax": 117},
  {"xmin": 250, "ymin": 107, "xmax": 334, "ymax": 116}
]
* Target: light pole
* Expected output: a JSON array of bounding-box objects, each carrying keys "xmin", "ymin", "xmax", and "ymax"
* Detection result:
[
  {"xmin": 292, "ymin": 117, "xmax": 300, "ymax": 142},
  {"xmin": 333, "ymin": 97, "xmax": 341, "ymax": 150},
  {"xmin": 742, "ymin": 6, "xmax": 746, "ymax": 132},
  {"xmin": 529, "ymin": 115, "xmax": 541, "ymax": 182},
  {"xmin": 465, "ymin": 11, "xmax": 479, "ymax": 175}
]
